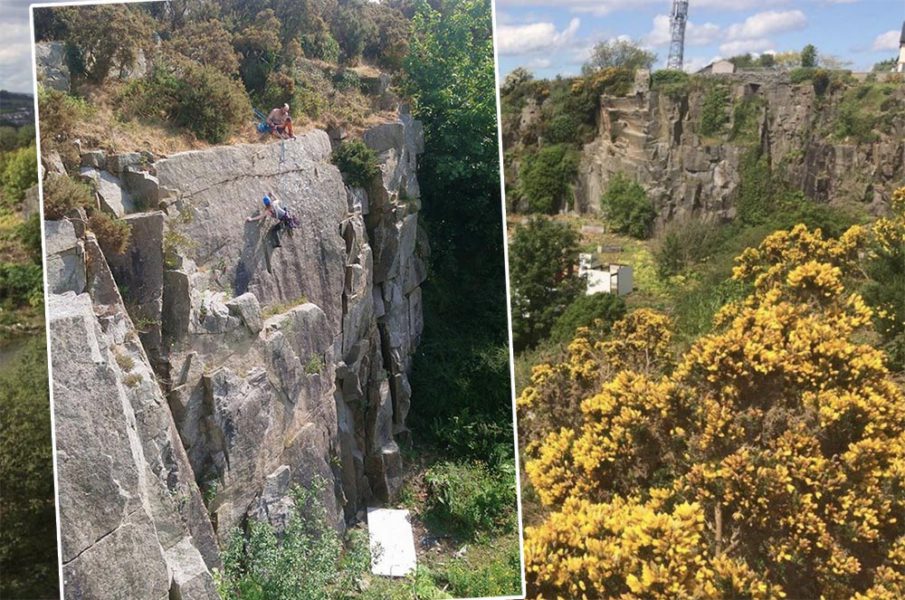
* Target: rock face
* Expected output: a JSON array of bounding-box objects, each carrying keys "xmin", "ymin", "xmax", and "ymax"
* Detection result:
[
  {"xmin": 46, "ymin": 115, "xmax": 428, "ymax": 597},
  {"xmin": 569, "ymin": 73, "xmax": 905, "ymax": 224},
  {"xmin": 35, "ymin": 41, "xmax": 70, "ymax": 92}
]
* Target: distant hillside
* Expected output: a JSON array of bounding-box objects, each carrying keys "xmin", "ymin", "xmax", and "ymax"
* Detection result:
[{"xmin": 0, "ymin": 91, "xmax": 35, "ymax": 128}]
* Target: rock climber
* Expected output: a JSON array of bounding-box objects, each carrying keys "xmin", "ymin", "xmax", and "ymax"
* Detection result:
[
  {"xmin": 266, "ymin": 103, "xmax": 295, "ymax": 139},
  {"xmin": 247, "ymin": 192, "xmax": 296, "ymax": 248}
]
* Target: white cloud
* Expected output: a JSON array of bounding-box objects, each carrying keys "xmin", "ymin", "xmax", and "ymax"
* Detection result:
[
  {"xmin": 525, "ymin": 58, "xmax": 553, "ymax": 69},
  {"xmin": 497, "ymin": 17, "xmax": 581, "ymax": 56},
  {"xmin": 645, "ymin": 15, "xmax": 722, "ymax": 47},
  {"xmin": 724, "ymin": 10, "xmax": 808, "ymax": 40},
  {"xmin": 720, "ymin": 38, "xmax": 774, "ymax": 55},
  {"xmin": 495, "ymin": 0, "xmax": 660, "ymax": 16},
  {"xmin": 872, "ymin": 30, "xmax": 900, "ymax": 52}
]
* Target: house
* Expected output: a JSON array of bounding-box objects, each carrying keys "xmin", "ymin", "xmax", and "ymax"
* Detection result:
[
  {"xmin": 698, "ymin": 59, "xmax": 736, "ymax": 75},
  {"xmin": 578, "ymin": 253, "xmax": 633, "ymax": 296}
]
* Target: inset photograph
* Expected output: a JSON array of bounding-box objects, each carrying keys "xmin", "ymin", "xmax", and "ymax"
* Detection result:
[
  {"xmin": 499, "ymin": 2, "xmax": 905, "ymax": 598},
  {"xmin": 33, "ymin": 1, "xmax": 521, "ymax": 598}
]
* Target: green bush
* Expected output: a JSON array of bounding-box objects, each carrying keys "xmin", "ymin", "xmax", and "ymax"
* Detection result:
[
  {"xmin": 118, "ymin": 57, "xmax": 251, "ymax": 144},
  {"xmin": 0, "ymin": 145, "xmax": 37, "ymax": 206},
  {"xmin": 441, "ymin": 539, "xmax": 522, "ymax": 597},
  {"xmin": 216, "ymin": 478, "xmax": 369, "ymax": 600},
  {"xmin": 651, "ymin": 69, "xmax": 690, "ymax": 97},
  {"xmin": 424, "ymin": 461, "xmax": 517, "ymax": 538},
  {"xmin": 302, "ymin": 29, "xmax": 341, "ymax": 63},
  {"xmin": 42, "ymin": 174, "xmax": 94, "ymax": 220},
  {"xmin": 542, "ymin": 113, "xmax": 579, "ymax": 145},
  {"xmin": 699, "ymin": 84, "xmax": 730, "ymax": 136},
  {"xmin": 0, "ymin": 263, "xmax": 43, "ymax": 308},
  {"xmin": 88, "ymin": 212, "xmax": 131, "ymax": 255},
  {"xmin": 331, "ymin": 139, "xmax": 380, "ymax": 187},
  {"xmin": 519, "ymin": 143, "xmax": 579, "ymax": 214},
  {"xmin": 600, "ymin": 173, "xmax": 656, "ymax": 239},
  {"xmin": 332, "ymin": 69, "xmax": 361, "ymax": 91},
  {"xmin": 654, "ymin": 219, "xmax": 731, "ymax": 278},
  {"xmin": 17, "ymin": 214, "xmax": 43, "ymax": 261},
  {"xmin": 550, "ymin": 292, "xmax": 626, "ymax": 343},
  {"xmin": 37, "ymin": 88, "xmax": 91, "ymax": 171}
]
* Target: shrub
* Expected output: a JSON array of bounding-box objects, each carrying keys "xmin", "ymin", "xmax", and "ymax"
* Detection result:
[
  {"xmin": 0, "ymin": 145, "xmax": 38, "ymax": 205},
  {"xmin": 699, "ymin": 84, "xmax": 730, "ymax": 136},
  {"xmin": 800, "ymin": 43, "xmax": 817, "ymax": 68},
  {"xmin": 166, "ymin": 19, "xmax": 240, "ymax": 77},
  {"xmin": 88, "ymin": 212, "xmax": 131, "ymax": 255},
  {"xmin": 654, "ymin": 219, "xmax": 731, "ymax": 278},
  {"xmin": 651, "ymin": 69, "xmax": 690, "ymax": 98},
  {"xmin": 119, "ymin": 57, "xmax": 251, "ymax": 144},
  {"xmin": 332, "ymin": 2, "xmax": 378, "ymax": 64},
  {"xmin": 0, "ymin": 263, "xmax": 43, "ymax": 309},
  {"xmin": 17, "ymin": 214, "xmax": 43, "ymax": 261},
  {"xmin": 42, "ymin": 174, "xmax": 94, "ymax": 220},
  {"xmin": 550, "ymin": 292, "xmax": 627, "ymax": 343},
  {"xmin": 519, "ymin": 144, "xmax": 579, "ymax": 214},
  {"xmin": 171, "ymin": 60, "xmax": 251, "ymax": 144},
  {"xmin": 424, "ymin": 461, "xmax": 517, "ymax": 538},
  {"xmin": 600, "ymin": 173, "xmax": 656, "ymax": 239},
  {"xmin": 332, "ymin": 69, "xmax": 361, "ymax": 91},
  {"xmin": 301, "ymin": 28, "xmax": 341, "ymax": 63},
  {"xmin": 216, "ymin": 478, "xmax": 369, "ymax": 600},
  {"xmin": 331, "ymin": 140, "xmax": 380, "ymax": 187},
  {"xmin": 541, "ymin": 113, "xmax": 579, "ymax": 145},
  {"xmin": 37, "ymin": 88, "xmax": 90, "ymax": 170}
]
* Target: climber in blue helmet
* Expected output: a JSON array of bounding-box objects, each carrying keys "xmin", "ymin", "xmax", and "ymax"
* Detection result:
[
  {"xmin": 247, "ymin": 192, "xmax": 287, "ymax": 223},
  {"xmin": 247, "ymin": 192, "xmax": 296, "ymax": 248}
]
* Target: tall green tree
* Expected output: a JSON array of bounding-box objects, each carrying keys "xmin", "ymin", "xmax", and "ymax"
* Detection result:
[
  {"xmin": 583, "ymin": 39, "xmax": 656, "ymax": 74},
  {"xmin": 509, "ymin": 217, "xmax": 584, "ymax": 351},
  {"xmin": 403, "ymin": 0, "xmax": 514, "ymax": 458},
  {"xmin": 800, "ymin": 43, "xmax": 818, "ymax": 68}
]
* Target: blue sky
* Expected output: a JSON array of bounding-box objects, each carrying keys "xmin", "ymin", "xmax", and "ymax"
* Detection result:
[{"xmin": 495, "ymin": 0, "xmax": 905, "ymax": 79}]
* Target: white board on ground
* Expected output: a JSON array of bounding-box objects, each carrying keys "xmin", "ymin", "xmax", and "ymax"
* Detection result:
[{"xmin": 367, "ymin": 507, "xmax": 417, "ymax": 577}]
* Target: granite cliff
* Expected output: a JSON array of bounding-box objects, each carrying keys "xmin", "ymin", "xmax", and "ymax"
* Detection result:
[
  {"xmin": 510, "ymin": 70, "xmax": 905, "ymax": 223},
  {"xmin": 45, "ymin": 113, "xmax": 427, "ymax": 598}
]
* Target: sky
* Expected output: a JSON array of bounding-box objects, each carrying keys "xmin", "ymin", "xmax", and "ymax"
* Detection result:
[
  {"xmin": 495, "ymin": 0, "xmax": 905, "ymax": 80},
  {"xmin": 2, "ymin": 0, "xmax": 904, "ymax": 93}
]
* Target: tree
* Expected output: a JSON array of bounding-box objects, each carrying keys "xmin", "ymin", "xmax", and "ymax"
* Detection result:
[
  {"xmin": 403, "ymin": 0, "xmax": 515, "ymax": 461},
  {"xmin": 167, "ymin": 19, "xmax": 240, "ymax": 77},
  {"xmin": 583, "ymin": 39, "xmax": 656, "ymax": 74},
  {"xmin": 59, "ymin": 4, "xmax": 153, "ymax": 82},
  {"xmin": 332, "ymin": 0, "xmax": 378, "ymax": 64},
  {"xmin": 501, "ymin": 67, "xmax": 533, "ymax": 96},
  {"xmin": 509, "ymin": 217, "xmax": 584, "ymax": 351},
  {"xmin": 758, "ymin": 53, "xmax": 775, "ymax": 68},
  {"xmin": 600, "ymin": 173, "xmax": 656, "ymax": 239},
  {"xmin": 520, "ymin": 217, "xmax": 905, "ymax": 599},
  {"xmin": 519, "ymin": 144, "xmax": 579, "ymax": 214},
  {"xmin": 873, "ymin": 58, "xmax": 897, "ymax": 73},
  {"xmin": 800, "ymin": 43, "xmax": 818, "ymax": 68}
]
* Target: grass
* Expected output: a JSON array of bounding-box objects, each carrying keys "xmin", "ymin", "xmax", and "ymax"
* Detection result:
[
  {"xmin": 114, "ymin": 351, "xmax": 134, "ymax": 372},
  {"xmin": 305, "ymin": 354, "xmax": 324, "ymax": 375},
  {"xmin": 123, "ymin": 373, "xmax": 142, "ymax": 388},
  {"xmin": 262, "ymin": 294, "xmax": 309, "ymax": 319}
]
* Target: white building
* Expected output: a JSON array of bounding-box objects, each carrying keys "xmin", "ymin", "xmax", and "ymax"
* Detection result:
[
  {"xmin": 698, "ymin": 59, "xmax": 736, "ymax": 75},
  {"xmin": 578, "ymin": 253, "xmax": 633, "ymax": 296}
]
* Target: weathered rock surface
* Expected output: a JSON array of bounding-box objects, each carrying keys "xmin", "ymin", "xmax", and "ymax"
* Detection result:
[
  {"xmin": 48, "ymin": 112, "xmax": 429, "ymax": 597},
  {"xmin": 563, "ymin": 73, "xmax": 905, "ymax": 223},
  {"xmin": 35, "ymin": 41, "xmax": 70, "ymax": 92}
]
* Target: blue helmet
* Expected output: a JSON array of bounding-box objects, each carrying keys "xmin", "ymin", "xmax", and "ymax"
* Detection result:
[{"xmin": 262, "ymin": 195, "xmax": 271, "ymax": 207}]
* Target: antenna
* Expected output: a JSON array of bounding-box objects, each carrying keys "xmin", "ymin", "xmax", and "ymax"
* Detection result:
[{"xmin": 667, "ymin": 0, "xmax": 688, "ymax": 70}]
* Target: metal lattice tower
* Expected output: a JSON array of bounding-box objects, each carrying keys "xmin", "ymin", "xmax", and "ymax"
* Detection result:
[{"xmin": 667, "ymin": 0, "xmax": 689, "ymax": 70}]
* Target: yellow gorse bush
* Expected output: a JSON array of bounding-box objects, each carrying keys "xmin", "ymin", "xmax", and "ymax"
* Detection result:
[{"xmin": 520, "ymin": 189, "xmax": 905, "ymax": 599}]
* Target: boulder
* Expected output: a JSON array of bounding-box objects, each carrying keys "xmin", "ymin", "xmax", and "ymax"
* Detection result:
[{"xmin": 79, "ymin": 167, "xmax": 136, "ymax": 217}]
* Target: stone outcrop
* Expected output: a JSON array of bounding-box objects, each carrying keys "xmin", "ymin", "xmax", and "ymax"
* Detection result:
[
  {"xmin": 517, "ymin": 72, "xmax": 905, "ymax": 224},
  {"xmin": 46, "ymin": 113, "xmax": 428, "ymax": 598},
  {"xmin": 35, "ymin": 41, "xmax": 70, "ymax": 92}
]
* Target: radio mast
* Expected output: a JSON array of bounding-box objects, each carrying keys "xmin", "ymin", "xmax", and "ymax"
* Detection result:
[{"xmin": 667, "ymin": 0, "xmax": 689, "ymax": 70}]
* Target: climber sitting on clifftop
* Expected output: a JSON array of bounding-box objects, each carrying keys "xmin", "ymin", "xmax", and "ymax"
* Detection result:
[
  {"xmin": 247, "ymin": 192, "xmax": 298, "ymax": 248},
  {"xmin": 267, "ymin": 104, "xmax": 295, "ymax": 139}
]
